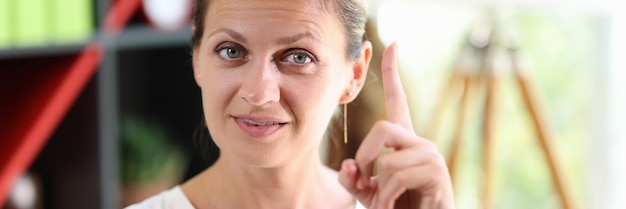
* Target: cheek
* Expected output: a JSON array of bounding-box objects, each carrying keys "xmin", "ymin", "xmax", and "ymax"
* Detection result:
[
  {"xmin": 197, "ymin": 60, "xmax": 239, "ymax": 123},
  {"xmin": 201, "ymin": 72, "xmax": 237, "ymax": 110},
  {"xmin": 199, "ymin": 71, "xmax": 239, "ymax": 149},
  {"xmin": 285, "ymin": 70, "xmax": 343, "ymax": 126}
]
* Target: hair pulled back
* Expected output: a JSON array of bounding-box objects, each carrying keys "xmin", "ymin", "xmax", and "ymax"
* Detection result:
[{"xmin": 191, "ymin": 0, "xmax": 369, "ymax": 167}]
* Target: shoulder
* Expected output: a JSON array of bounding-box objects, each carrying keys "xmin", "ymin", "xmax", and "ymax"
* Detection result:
[{"xmin": 124, "ymin": 186, "xmax": 195, "ymax": 209}]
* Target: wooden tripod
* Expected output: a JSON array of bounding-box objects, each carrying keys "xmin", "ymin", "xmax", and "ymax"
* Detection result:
[{"xmin": 427, "ymin": 26, "xmax": 578, "ymax": 209}]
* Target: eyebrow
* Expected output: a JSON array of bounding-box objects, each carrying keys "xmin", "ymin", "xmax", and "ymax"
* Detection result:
[
  {"xmin": 207, "ymin": 27, "xmax": 321, "ymax": 45},
  {"xmin": 277, "ymin": 32, "xmax": 321, "ymax": 45},
  {"xmin": 208, "ymin": 27, "xmax": 247, "ymax": 43}
]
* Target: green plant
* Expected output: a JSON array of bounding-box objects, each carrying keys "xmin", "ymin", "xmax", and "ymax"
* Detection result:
[{"xmin": 120, "ymin": 116, "xmax": 186, "ymax": 185}]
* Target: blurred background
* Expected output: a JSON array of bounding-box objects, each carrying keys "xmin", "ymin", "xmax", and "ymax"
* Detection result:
[
  {"xmin": 368, "ymin": 1, "xmax": 625, "ymax": 209},
  {"xmin": 0, "ymin": 0, "xmax": 624, "ymax": 208}
]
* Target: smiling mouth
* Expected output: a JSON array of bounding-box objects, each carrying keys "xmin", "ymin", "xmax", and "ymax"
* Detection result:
[
  {"xmin": 234, "ymin": 116, "xmax": 287, "ymax": 138},
  {"xmin": 240, "ymin": 118, "xmax": 287, "ymax": 126}
]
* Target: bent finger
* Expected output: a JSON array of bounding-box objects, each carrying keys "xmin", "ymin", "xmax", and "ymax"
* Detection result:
[
  {"xmin": 377, "ymin": 165, "xmax": 443, "ymax": 209},
  {"xmin": 355, "ymin": 121, "xmax": 419, "ymax": 188},
  {"xmin": 339, "ymin": 159, "xmax": 375, "ymax": 206},
  {"xmin": 376, "ymin": 146, "xmax": 444, "ymax": 188}
]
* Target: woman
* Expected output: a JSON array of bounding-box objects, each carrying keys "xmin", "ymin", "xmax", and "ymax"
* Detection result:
[{"xmin": 127, "ymin": 0, "xmax": 455, "ymax": 208}]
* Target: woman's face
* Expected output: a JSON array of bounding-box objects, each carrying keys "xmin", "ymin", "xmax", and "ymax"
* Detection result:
[{"xmin": 193, "ymin": 0, "xmax": 364, "ymax": 167}]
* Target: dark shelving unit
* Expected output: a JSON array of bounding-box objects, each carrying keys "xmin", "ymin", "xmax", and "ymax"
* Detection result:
[
  {"xmin": 0, "ymin": 43, "xmax": 89, "ymax": 60},
  {"xmin": 114, "ymin": 25, "xmax": 192, "ymax": 49},
  {"xmin": 0, "ymin": 0, "xmax": 205, "ymax": 208}
]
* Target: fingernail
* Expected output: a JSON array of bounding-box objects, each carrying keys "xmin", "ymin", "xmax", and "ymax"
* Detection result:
[{"xmin": 394, "ymin": 41, "xmax": 399, "ymax": 53}]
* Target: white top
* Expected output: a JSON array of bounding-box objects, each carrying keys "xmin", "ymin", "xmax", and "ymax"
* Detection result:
[
  {"xmin": 125, "ymin": 186, "xmax": 195, "ymax": 209},
  {"xmin": 125, "ymin": 186, "xmax": 366, "ymax": 209}
]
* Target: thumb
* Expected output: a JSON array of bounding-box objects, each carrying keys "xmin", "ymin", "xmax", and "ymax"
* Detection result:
[{"xmin": 339, "ymin": 159, "xmax": 375, "ymax": 206}]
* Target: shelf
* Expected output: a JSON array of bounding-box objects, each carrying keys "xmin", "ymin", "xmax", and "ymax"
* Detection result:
[
  {"xmin": 0, "ymin": 43, "xmax": 89, "ymax": 60},
  {"xmin": 0, "ymin": 43, "xmax": 102, "ymax": 205},
  {"xmin": 0, "ymin": 26, "xmax": 191, "ymax": 61},
  {"xmin": 0, "ymin": 0, "xmax": 195, "ymax": 207},
  {"xmin": 113, "ymin": 25, "xmax": 192, "ymax": 50}
]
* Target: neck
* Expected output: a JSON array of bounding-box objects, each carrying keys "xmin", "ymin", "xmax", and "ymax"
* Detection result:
[
  {"xmin": 201, "ymin": 144, "xmax": 341, "ymax": 209},
  {"xmin": 224, "ymin": 150, "xmax": 326, "ymax": 196}
]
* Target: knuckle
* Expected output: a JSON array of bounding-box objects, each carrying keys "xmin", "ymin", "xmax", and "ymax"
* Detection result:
[
  {"xmin": 377, "ymin": 155, "xmax": 395, "ymax": 173},
  {"xmin": 432, "ymin": 157, "xmax": 450, "ymax": 177},
  {"xmin": 420, "ymin": 139, "xmax": 439, "ymax": 151},
  {"xmin": 373, "ymin": 120, "xmax": 393, "ymax": 130},
  {"xmin": 353, "ymin": 150, "xmax": 366, "ymax": 163},
  {"xmin": 354, "ymin": 153, "xmax": 367, "ymax": 166},
  {"xmin": 389, "ymin": 170, "xmax": 407, "ymax": 185},
  {"xmin": 426, "ymin": 150, "xmax": 445, "ymax": 164},
  {"xmin": 421, "ymin": 149, "xmax": 447, "ymax": 172},
  {"xmin": 434, "ymin": 153, "xmax": 448, "ymax": 171}
]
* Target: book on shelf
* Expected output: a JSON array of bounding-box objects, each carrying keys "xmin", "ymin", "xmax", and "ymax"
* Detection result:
[
  {"xmin": 0, "ymin": 0, "xmax": 11, "ymax": 49},
  {"xmin": 14, "ymin": 0, "xmax": 51, "ymax": 47},
  {"xmin": 7, "ymin": 0, "xmax": 94, "ymax": 49},
  {"xmin": 52, "ymin": 0, "xmax": 94, "ymax": 44}
]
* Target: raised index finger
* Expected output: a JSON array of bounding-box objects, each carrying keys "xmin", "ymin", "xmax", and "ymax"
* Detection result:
[{"xmin": 382, "ymin": 42, "xmax": 414, "ymax": 131}]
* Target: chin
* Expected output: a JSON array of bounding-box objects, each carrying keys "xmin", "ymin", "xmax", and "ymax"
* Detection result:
[
  {"xmin": 230, "ymin": 139, "xmax": 320, "ymax": 169},
  {"xmin": 234, "ymin": 148, "xmax": 295, "ymax": 168},
  {"xmin": 213, "ymin": 125, "xmax": 321, "ymax": 168},
  {"xmin": 217, "ymin": 137, "xmax": 294, "ymax": 168}
]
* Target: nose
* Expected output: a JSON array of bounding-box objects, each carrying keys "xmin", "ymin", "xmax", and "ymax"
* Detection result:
[{"xmin": 238, "ymin": 59, "xmax": 280, "ymax": 106}]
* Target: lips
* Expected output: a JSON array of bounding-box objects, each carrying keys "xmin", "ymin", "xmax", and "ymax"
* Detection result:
[
  {"xmin": 233, "ymin": 116, "xmax": 287, "ymax": 138},
  {"xmin": 240, "ymin": 118, "xmax": 285, "ymax": 126}
]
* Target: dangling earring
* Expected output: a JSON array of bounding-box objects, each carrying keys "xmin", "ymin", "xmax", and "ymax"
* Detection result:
[
  {"xmin": 343, "ymin": 103, "xmax": 348, "ymax": 144},
  {"xmin": 344, "ymin": 91, "xmax": 353, "ymax": 144}
]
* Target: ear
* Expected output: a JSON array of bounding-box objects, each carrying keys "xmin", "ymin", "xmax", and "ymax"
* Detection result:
[
  {"xmin": 340, "ymin": 41, "xmax": 372, "ymax": 104},
  {"xmin": 192, "ymin": 48, "xmax": 202, "ymax": 87}
]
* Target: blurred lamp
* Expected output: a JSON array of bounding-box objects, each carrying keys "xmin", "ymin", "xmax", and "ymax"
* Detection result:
[
  {"xmin": 7, "ymin": 174, "xmax": 37, "ymax": 209},
  {"xmin": 142, "ymin": 0, "xmax": 192, "ymax": 31}
]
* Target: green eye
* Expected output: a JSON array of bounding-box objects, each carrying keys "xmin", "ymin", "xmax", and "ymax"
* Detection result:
[
  {"xmin": 220, "ymin": 47, "xmax": 242, "ymax": 59},
  {"xmin": 287, "ymin": 52, "xmax": 312, "ymax": 64}
]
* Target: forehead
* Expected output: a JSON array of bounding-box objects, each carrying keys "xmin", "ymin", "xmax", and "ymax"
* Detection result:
[
  {"xmin": 209, "ymin": 0, "xmax": 331, "ymax": 16},
  {"xmin": 204, "ymin": 0, "xmax": 342, "ymax": 37}
]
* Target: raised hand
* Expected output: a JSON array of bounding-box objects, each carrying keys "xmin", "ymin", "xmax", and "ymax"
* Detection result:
[{"xmin": 339, "ymin": 43, "xmax": 456, "ymax": 209}]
